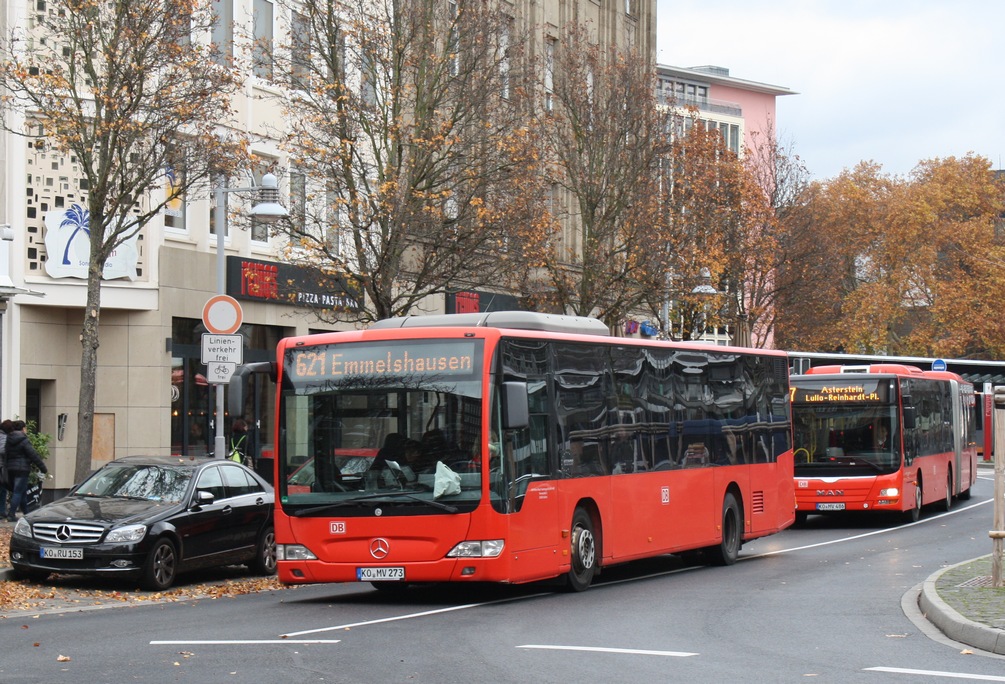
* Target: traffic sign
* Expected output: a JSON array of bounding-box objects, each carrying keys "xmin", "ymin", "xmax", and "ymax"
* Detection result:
[
  {"xmin": 206, "ymin": 362, "xmax": 236, "ymax": 384},
  {"xmin": 202, "ymin": 295, "xmax": 243, "ymax": 334},
  {"xmin": 932, "ymin": 358, "xmax": 947, "ymax": 372},
  {"xmin": 201, "ymin": 333, "xmax": 244, "ymax": 364}
]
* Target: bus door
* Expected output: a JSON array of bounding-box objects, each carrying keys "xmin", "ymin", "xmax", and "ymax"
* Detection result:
[{"xmin": 497, "ymin": 385, "xmax": 562, "ymax": 580}]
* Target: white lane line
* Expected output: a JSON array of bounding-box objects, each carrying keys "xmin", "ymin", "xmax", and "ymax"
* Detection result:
[
  {"xmin": 150, "ymin": 639, "xmax": 341, "ymax": 645},
  {"xmin": 865, "ymin": 666, "xmax": 1005, "ymax": 681},
  {"xmin": 747, "ymin": 499, "xmax": 994, "ymax": 559},
  {"xmin": 282, "ymin": 592, "xmax": 553, "ymax": 638},
  {"xmin": 518, "ymin": 644, "xmax": 697, "ymax": 657}
]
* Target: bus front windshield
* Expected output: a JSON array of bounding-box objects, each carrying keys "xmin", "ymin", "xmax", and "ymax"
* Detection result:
[
  {"xmin": 792, "ymin": 378, "xmax": 900, "ymax": 476},
  {"xmin": 278, "ymin": 339, "xmax": 485, "ymax": 514}
]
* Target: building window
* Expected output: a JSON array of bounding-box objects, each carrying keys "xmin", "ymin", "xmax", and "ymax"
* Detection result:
[
  {"xmin": 164, "ymin": 165, "xmax": 186, "ymax": 231},
  {"xmin": 289, "ymin": 170, "xmax": 306, "ymax": 233},
  {"xmin": 291, "ymin": 11, "xmax": 310, "ymax": 89},
  {"xmin": 499, "ymin": 16, "xmax": 511, "ymax": 100},
  {"xmin": 544, "ymin": 38, "xmax": 556, "ymax": 112},
  {"xmin": 253, "ymin": 0, "xmax": 274, "ymax": 80},
  {"xmin": 211, "ymin": 0, "xmax": 233, "ymax": 66},
  {"xmin": 448, "ymin": 1, "xmax": 459, "ymax": 77},
  {"xmin": 361, "ymin": 47, "xmax": 377, "ymax": 106}
]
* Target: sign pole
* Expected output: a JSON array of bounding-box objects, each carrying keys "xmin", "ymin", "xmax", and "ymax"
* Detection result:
[{"xmin": 992, "ymin": 388, "xmax": 1005, "ymax": 587}]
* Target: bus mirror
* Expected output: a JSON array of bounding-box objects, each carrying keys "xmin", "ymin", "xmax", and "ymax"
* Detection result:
[
  {"xmin": 902, "ymin": 406, "xmax": 916, "ymax": 430},
  {"xmin": 501, "ymin": 382, "xmax": 529, "ymax": 430},
  {"xmin": 228, "ymin": 362, "xmax": 275, "ymax": 417}
]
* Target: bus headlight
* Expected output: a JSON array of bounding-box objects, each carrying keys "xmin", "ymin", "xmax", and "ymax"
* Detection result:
[
  {"xmin": 277, "ymin": 544, "xmax": 317, "ymax": 561},
  {"xmin": 879, "ymin": 488, "xmax": 899, "ymax": 497},
  {"xmin": 447, "ymin": 540, "xmax": 505, "ymax": 558}
]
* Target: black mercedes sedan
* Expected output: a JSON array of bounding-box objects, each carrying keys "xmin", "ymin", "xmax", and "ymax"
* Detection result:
[{"xmin": 9, "ymin": 455, "xmax": 276, "ymax": 590}]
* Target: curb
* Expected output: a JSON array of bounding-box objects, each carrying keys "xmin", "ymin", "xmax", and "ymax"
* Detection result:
[{"xmin": 919, "ymin": 557, "xmax": 1005, "ymax": 655}]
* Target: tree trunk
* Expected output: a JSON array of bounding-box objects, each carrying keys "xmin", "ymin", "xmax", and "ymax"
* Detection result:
[{"xmin": 74, "ymin": 237, "xmax": 104, "ymax": 482}]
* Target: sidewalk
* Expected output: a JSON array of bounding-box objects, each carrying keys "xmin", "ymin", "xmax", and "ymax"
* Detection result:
[{"xmin": 920, "ymin": 555, "xmax": 1005, "ymax": 655}]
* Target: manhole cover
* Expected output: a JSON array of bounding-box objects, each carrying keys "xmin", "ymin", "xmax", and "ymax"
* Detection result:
[{"xmin": 956, "ymin": 575, "xmax": 994, "ymax": 588}]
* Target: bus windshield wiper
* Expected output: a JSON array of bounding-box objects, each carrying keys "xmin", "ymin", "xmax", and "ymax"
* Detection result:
[{"xmin": 290, "ymin": 492, "xmax": 458, "ymax": 516}]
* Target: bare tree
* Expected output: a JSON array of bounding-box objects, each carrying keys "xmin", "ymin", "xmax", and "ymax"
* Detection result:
[
  {"xmin": 270, "ymin": 0, "xmax": 545, "ymax": 324},
  {"xmin": 740, "ymin": 125, "xmax": 810, "ymax": 347},
  {"xmin": 528, "ymin": 23, "xmax": 666, "ymax": 327},
  {"xmin": 1, "ymin": 0, "xmax": 247, "ymax": 479}
]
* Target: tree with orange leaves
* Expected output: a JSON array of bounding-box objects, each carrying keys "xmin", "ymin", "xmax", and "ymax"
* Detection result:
[
  {"xmin": 775, "ymin": 155, "xmax": 1005, "ymax": 357},
  {"xmin": 1, "ymin": 0, "xmax": 247, "ymax": 480},
  {"xmin": 643, "ymin": 113, "xmax": 774, "ymax": 342}
]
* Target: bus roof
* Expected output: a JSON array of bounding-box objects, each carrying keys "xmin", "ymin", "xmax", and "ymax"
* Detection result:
[
  {"xmin": 797, "ymin": 363, "xmax": 966, "ymax": 383},
  {"xmin": 370, "ymin": 311, "xmax": 611, "ymax": 337}
]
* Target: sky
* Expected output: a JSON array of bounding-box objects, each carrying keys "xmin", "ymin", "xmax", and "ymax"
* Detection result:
[{"xmin": 654, "ymin": 0, "xmax": 1005, "ymax": 180}]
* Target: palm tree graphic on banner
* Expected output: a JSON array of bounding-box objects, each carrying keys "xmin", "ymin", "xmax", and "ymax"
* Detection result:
[
  {"xmin": 60, "ymin": 203, "xmax": 89, "ymax": 265},
  {"xmin": 43, "ymin": 202, "xmax": 140, "ymax": 281}
]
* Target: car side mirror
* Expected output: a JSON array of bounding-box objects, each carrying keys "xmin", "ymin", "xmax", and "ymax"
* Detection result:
[{"xmin": 194, "ymin": 489, "xmax": 215, "ymax": 508}]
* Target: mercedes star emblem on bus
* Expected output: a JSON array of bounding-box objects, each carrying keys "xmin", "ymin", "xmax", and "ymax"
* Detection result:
[{"xmin": 370, "ymin": 538, "xmax": 390, "ymax": 559}]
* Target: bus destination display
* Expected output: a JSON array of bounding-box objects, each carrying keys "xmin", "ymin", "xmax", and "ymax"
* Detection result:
[{"xmin": 289, "ymin": 340, "xmax": 479, "ymax": 381}]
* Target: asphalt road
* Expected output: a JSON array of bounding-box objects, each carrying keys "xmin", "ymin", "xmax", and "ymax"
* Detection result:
[{"xmin": 2, "ymin": 474, "xmax": 1003, "ymax": 683}]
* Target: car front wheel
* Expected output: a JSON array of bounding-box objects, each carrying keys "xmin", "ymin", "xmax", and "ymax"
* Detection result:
[
  {"xmin": 142, "ymin": 538, "xmax": 178, "ymax": 591},
  {"xmin": 250, "ymin": 526, "xmax": 277, "ymax": 576}
]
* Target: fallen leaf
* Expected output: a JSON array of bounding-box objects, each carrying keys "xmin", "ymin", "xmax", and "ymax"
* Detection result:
[
  {"xmin": 961, "ymin": 649, "xmax": 973, "ymax": 655},
  {"xmin": 56, "ymin": 655, "xmax": 71, "ymax": 662}
]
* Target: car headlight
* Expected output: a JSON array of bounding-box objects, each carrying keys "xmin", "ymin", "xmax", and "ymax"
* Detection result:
[
  {"xmin": 12, "ymin": 518, "xmax": 31, "ymax": 538},
  {"xmin": 105, "ymin": 524, "xmax": 148, "ymax": 543}
]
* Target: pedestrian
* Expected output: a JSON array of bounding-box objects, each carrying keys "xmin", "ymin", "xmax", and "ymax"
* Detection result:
[
  {"xmin": 0, "ymin": 419, "xmax": 12, "ymax": 520},
  {"xmin": 5, "ymin": 419, "xmax": 47, "ymax": 521},
  {"xmin": 229, "ymin": 418, "xmax": 251, "ymax": 468}
]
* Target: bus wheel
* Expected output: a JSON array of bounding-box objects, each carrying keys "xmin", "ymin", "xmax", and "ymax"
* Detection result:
[
  {"xmin": 959, "ymin": 480, "xmax": 973, "ymax": 500},
  {"xmin": 565, "ymin": 508, "xmax": 597, "ymax": 592},
  {"xmin": 710, "ymin": 493, "xmax": 742, "ymax": 566},
  {"xmin": 942, "ymin": 473, "xmax": 953, "ymax": 513},
  {"xmin": 902, "ymin": 478, "xmax": 922, "ymax": 523}
]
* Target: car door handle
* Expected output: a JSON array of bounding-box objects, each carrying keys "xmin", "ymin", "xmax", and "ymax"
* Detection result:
[
  {"xmin": 222, "ymin": 505, "xmax": 233, "ymax": 516},
  {"xmin": 255, "ymin": 497, "xmax": 265, "ymax": 506}
]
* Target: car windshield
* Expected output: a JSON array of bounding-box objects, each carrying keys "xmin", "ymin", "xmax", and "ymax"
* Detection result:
[
  {"xmin": 75, "ymin": 464, "xmax": 193, "ymax": 503},
  {"xmin": 279, "ymin": 338, "xmax": 485, "ymax": 514}
]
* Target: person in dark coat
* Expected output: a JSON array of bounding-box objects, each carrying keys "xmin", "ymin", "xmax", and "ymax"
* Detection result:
[
  {"xmin": 5, "ymin": 420, "xmax": 47, "ymax": 521},
  {"xmin": 0, "ymin": 419, "xmax": 12, "ymax": 520}
]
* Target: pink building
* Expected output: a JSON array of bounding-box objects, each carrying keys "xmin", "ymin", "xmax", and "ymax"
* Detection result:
[{"xmin": 655, "ymin": 64, "xmax": 795, "ymax": 348}]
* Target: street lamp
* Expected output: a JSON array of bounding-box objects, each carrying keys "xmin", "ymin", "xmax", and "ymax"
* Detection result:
[
  {"xmin": 211, "ymin": 173, "xmax": 288, "ymax": 458},
  {"xmin": 661, "ymin": 267, "xmax": 720, "ymax": 341}
]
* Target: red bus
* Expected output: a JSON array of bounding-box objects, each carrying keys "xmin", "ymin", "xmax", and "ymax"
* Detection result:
[
  {"xmin": 231, "ymin": 311, "xmax": 794, "ymax": 591},
  {"xmin": 790, "ymin": 364, "xmax": 977, "ymax": 524}
]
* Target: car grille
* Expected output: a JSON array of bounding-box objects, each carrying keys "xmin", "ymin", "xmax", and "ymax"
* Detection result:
[{"xmin": 32, "ymin": 522, "xmax": 105, "ymax": 544}]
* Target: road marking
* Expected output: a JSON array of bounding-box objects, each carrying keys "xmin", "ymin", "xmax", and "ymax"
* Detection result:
[
  {"xmin": 518, "ymin": 644, "xmax": 697, "ymax": 657},
  {"xmin": 748, "ymin": 499, "xmax": 994, "ymax": 559},
  {"xmin": 150, "ymin": 639, "xmax": 341, "ymax": 645},
  {"xmin": 282, "ymin": 592, "xmax": 552, "ymax": 638},
  {"xmin": 866, "ymin": 666, "xmax": 1005, "ymax": 681}
]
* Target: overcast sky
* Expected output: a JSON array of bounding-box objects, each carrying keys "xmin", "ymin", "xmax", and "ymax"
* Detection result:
[{"xmin": 654, "ymin": 0, "xmax": 1005, "ymax": 180}]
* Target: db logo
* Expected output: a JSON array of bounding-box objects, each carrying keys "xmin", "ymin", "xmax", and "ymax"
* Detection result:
[{"xmin": 330, "ymin": 521, "xmax": 346, "ymax": 535}]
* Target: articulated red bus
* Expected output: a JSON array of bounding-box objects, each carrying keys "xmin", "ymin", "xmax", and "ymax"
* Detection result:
[
  {"xmin": 231, "ymin": 311, "xmax": 794, "ymax": 591},
  {"xmin": 790, "ymin": 364, "xmax": 977, "ymax": 524}
]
